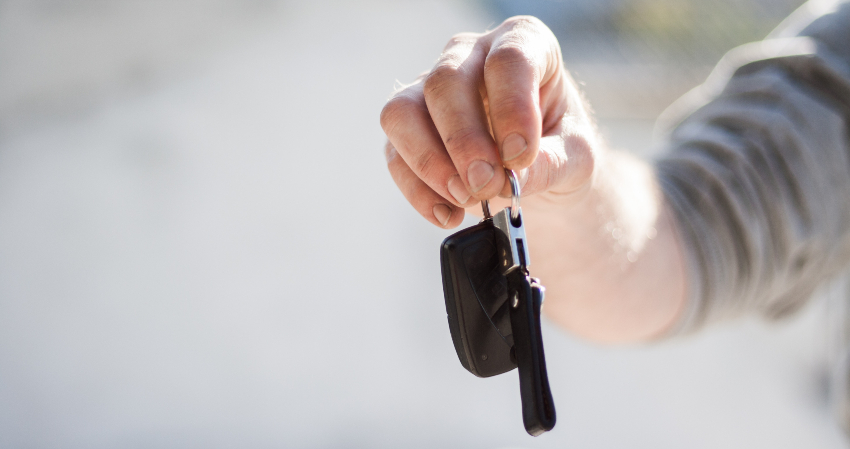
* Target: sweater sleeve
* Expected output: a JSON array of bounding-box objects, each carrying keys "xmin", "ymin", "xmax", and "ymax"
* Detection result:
[{"xmin": 655, "ymin": 0, "xmax": 850, "ymax": 333}]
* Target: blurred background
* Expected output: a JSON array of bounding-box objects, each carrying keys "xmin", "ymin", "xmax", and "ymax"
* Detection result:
[{"xmin": 2, "ymin": 0, "xmax": 847, "ymax": 448}]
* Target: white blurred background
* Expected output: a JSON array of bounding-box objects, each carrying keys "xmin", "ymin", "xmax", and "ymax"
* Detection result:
[{"xmin": 1, "ymin": 1, "xmax": 848, "ymax": 448}]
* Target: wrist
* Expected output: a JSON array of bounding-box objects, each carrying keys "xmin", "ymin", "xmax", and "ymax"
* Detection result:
[{"xmin": 519, "ymin": 150, "xmax": 686, "ymax": 342}]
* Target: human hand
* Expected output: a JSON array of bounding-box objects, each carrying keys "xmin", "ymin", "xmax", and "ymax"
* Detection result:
[
  {"xmin": 381, "ymin": 16, "xmax": 685, "ymax": 342},
  {"xmin": 380, "ymin": 16, "xmax": 598, "ymax": 228}
]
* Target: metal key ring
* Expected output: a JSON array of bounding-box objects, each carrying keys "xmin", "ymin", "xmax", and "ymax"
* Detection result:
[{"xmin": 506, "ymin": 169, "xmax": 520, "ymax": 223}]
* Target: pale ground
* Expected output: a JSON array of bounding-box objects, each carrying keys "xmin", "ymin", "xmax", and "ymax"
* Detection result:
[{"xmin": 0, "ymin": 1, "xmax": 848, "ymax": 448}]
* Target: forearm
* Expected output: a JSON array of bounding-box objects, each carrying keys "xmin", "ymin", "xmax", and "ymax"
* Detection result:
[
  {"xmin": 526, "ymin": 3, "xmax": 850, "ymax": 340},
  {"xmin": 521, "ymin": 150, "xmax": 687, "ymax": 343},
  {"xmin": 384, "ymin": 6, "xmax": 850, "ymax": 345}
]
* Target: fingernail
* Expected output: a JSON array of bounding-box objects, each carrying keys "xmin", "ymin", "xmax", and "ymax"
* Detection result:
[
  {"xmin": 501, "ymin": 133, "xmax": 527, "ymax": 161},
  {"xmin": 447, "ymin": 175, "xmax": 471, "ymax": 204},
  {"xmin": 433, "ymin": 204, "xmax": 452, "ymax": 226},
  {"xmin": 467, "ymin": 160, "xmax": 494, "ymax": 193}
]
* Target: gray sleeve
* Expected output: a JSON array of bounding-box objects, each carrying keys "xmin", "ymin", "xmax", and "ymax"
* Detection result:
[{"xmin": 655, "ymin": 0, "xmax": 850, "ymax": 333}]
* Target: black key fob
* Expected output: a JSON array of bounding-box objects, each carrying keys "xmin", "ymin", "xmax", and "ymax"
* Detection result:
[
  {"xmin": 440, "ymin": 218, "xmax": 516, "ymax": 377},
  {"xmin": 438, "ymin": 171, "xmax": 557, "ymax": 437}
]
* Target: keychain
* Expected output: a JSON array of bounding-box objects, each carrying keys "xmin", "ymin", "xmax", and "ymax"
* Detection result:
[{"xmin": 439, "ymin": 169, "xmax": 556, "ymax": 436}]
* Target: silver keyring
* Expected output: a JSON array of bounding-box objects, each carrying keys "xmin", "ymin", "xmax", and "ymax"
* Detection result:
[{"xmin": 506, "ymin": 169, "xmax": 520, "ymax": 222}]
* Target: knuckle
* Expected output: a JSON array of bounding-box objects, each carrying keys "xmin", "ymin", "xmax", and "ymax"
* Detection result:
[
  {"xmin": 380, "ymin": 93, "xmax": 420, "ymax": 134},
  {"xmin": 501, "ymin": 15, "xmax": 545, "ymax": 33},
  {"xmin": 423, "ymin": 62, "xmax": 462, "ymax": 98},
  {"xmin": 444, "ymin": 32, "xmax": 478, "ymax": 51},
  {"xmin": 412, "ymin": 151, "xmax": 438, "ymax": 179},
  {"xmin": 485, "ymin": 43, "xmax": 531, "ymax": 71},
  {"xmin": 443, "ymin": 127, "xmax": 482, "ymax": 156},
  {"xmin": 488, "ymin": 93, "xmax": 531, "ymax": 122}
]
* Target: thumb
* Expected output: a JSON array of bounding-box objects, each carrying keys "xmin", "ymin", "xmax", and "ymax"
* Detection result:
[{"xmin": 521, "ymin": 132, "xmax": 596, "ymax": 197}]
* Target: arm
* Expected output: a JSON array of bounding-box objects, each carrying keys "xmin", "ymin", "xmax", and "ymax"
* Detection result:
[
  {"xmin": 381, "ymin": 2, "xmax": 850, "ymax": 343},
  {"xmin": 653, "ymin": 1, "xmax": 850, "ymax": 331}
]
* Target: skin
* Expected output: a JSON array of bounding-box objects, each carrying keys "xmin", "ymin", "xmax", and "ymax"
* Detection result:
[{"xmin": 380, "ymin": 16, "xmax": 687, "ymax": 343}]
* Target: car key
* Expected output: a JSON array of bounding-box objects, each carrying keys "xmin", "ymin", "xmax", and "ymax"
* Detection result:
[
  {"xmin": 440, "ymin": 200, "xmax": 516, "ymax": 378},
  {"xmin": 439, "ymin": 170, "xmax": 556, "ymax": 436},
  {"xmin": 492, "ymin": 171, "xmax": 556, "ymax": 436}
]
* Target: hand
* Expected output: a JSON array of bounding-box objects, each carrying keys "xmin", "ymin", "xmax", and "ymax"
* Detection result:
[
  {"xmin": 380, "ymin": 16, "xmax": 597, "ymax": 228},
  {"xmin": 381, "ymin": 16, "xmax": 686, "ymax": 342}
]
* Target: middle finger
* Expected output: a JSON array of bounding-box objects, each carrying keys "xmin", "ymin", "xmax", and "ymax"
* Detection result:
[{"xmin": 423, "ymin": 34, "xmax": 506, "ymax": 201}]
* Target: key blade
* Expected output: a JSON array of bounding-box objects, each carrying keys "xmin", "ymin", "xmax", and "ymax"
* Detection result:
[{"xmin": 493, "ymin": 207, "xmax": 531, "ymax": 274}]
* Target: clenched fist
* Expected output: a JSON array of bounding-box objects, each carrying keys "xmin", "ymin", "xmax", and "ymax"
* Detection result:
[
  {"xmin": 381, "ymin": 16, "xmax": 596, "ymax": 228},
  {"xmin": 380, "ymin": 16, "xmax": 685, "ymax": 342}
]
